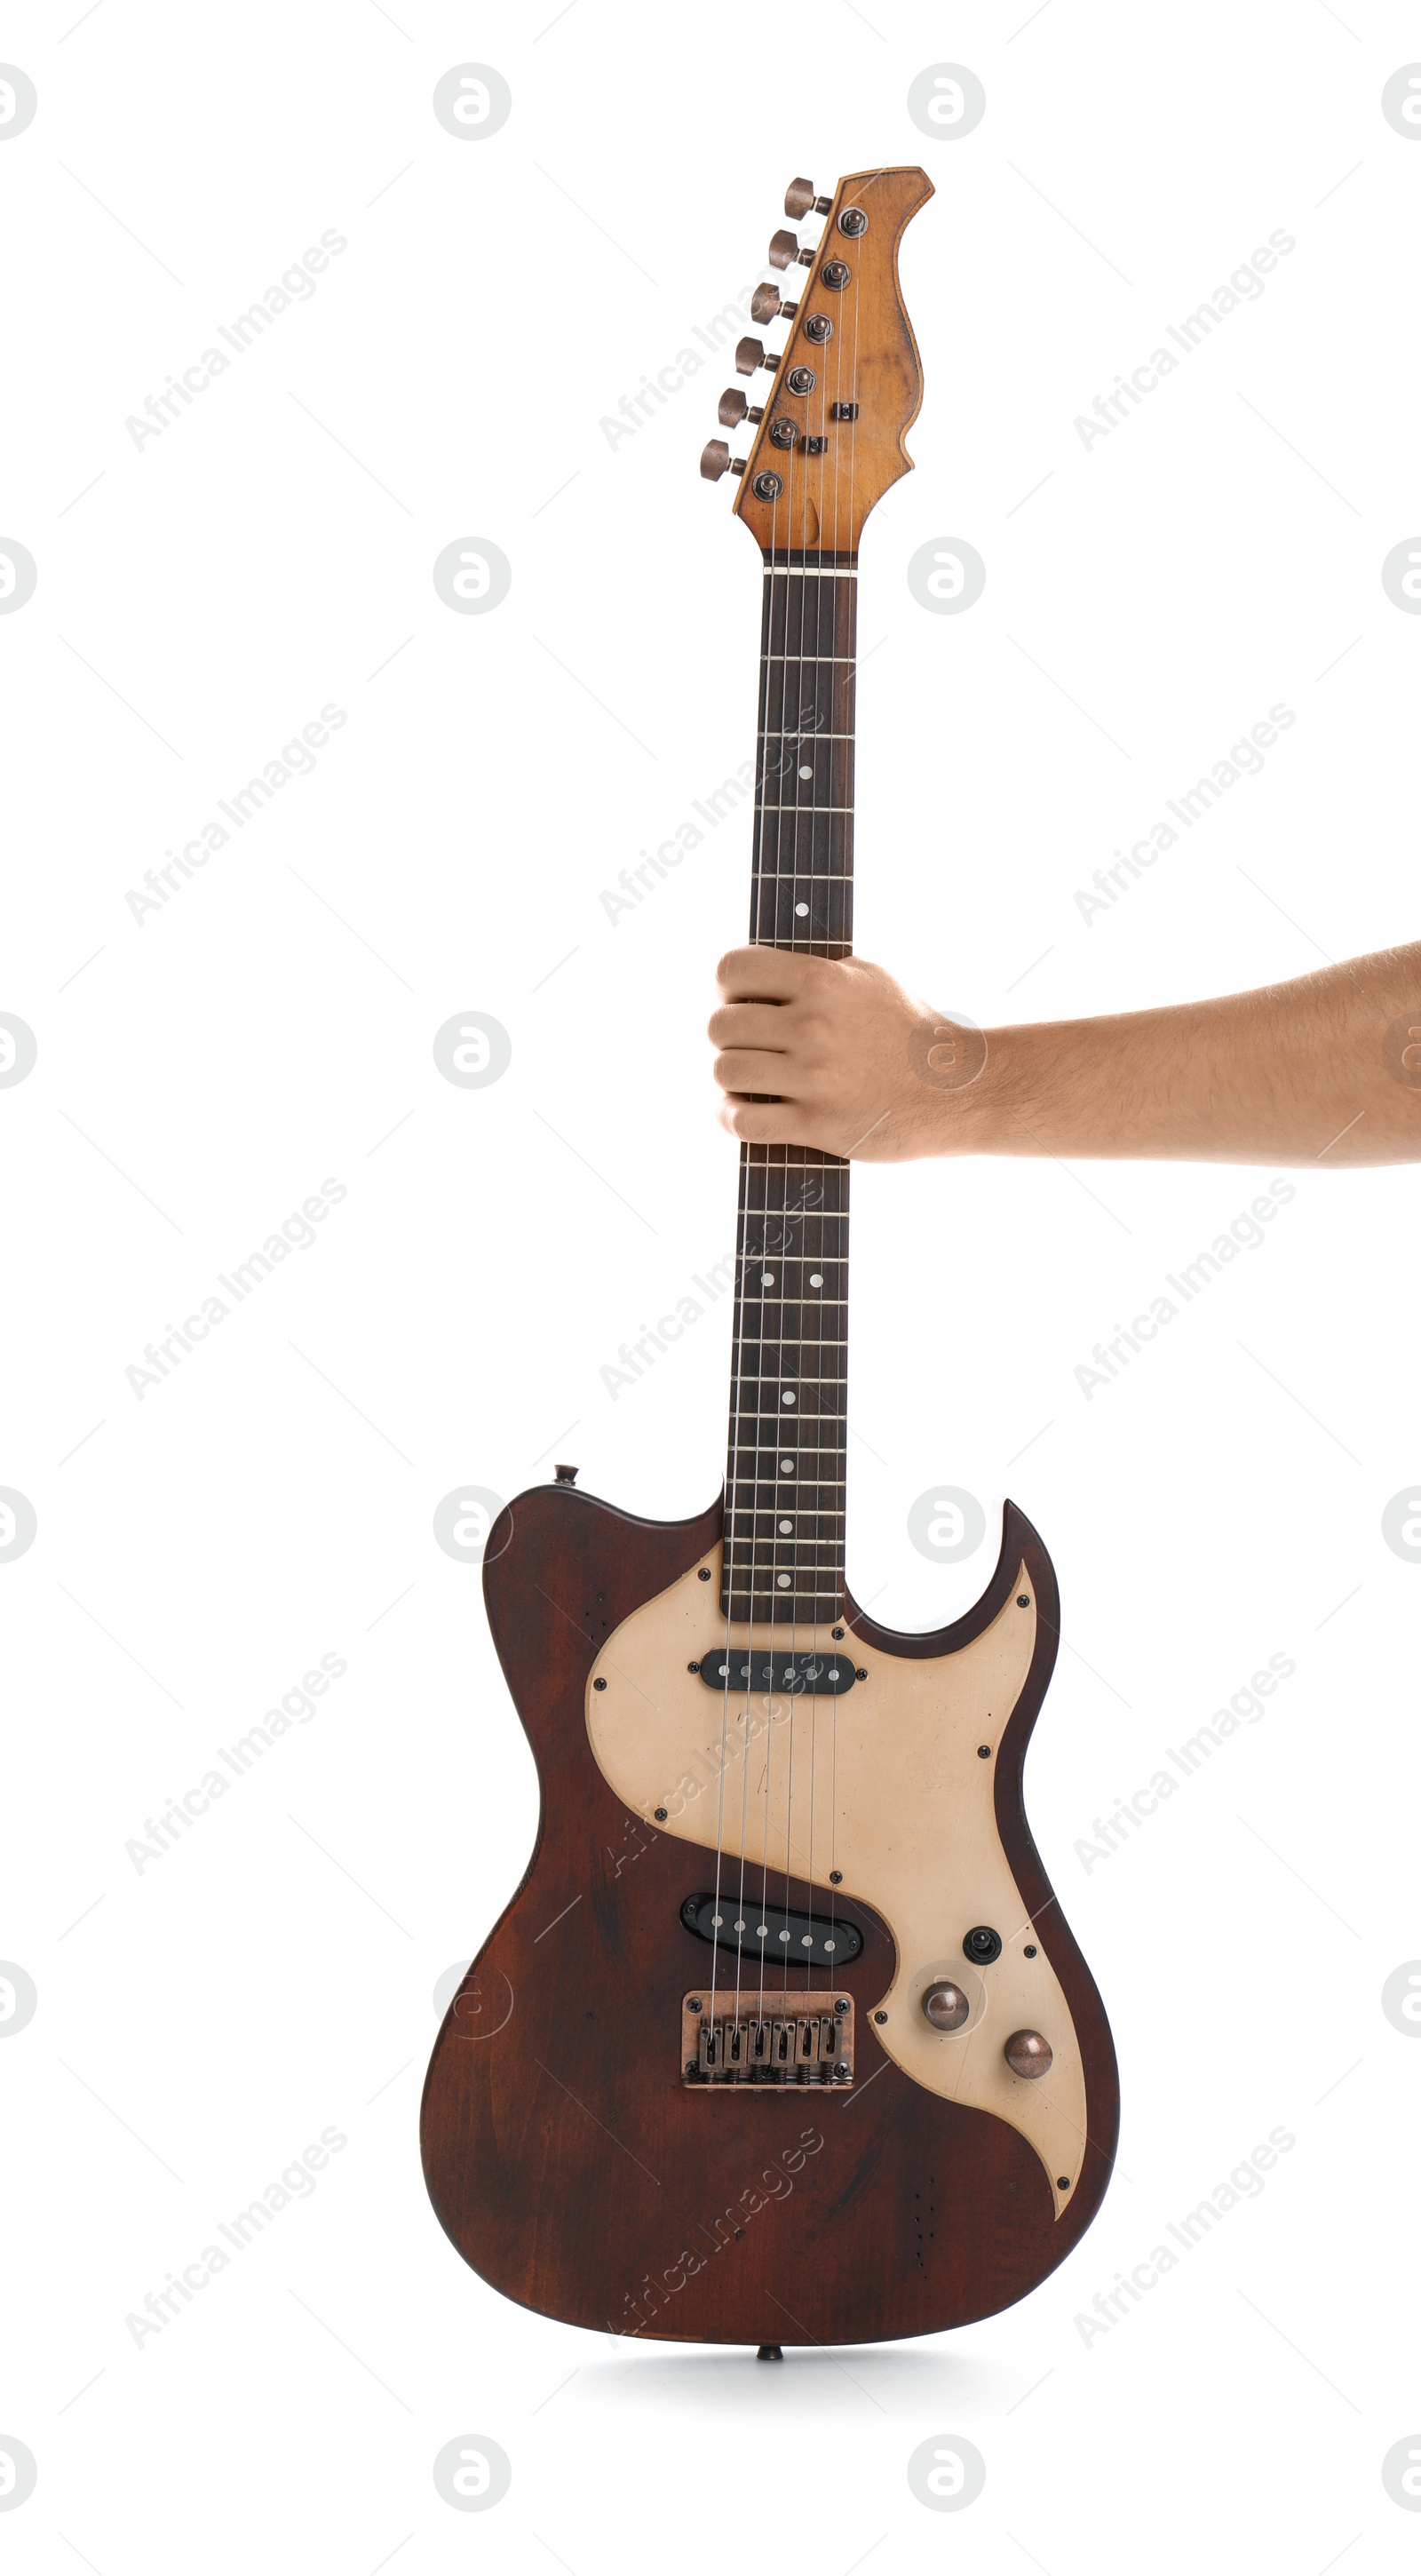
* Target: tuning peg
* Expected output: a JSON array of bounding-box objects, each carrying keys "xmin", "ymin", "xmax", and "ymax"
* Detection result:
[
  {"xmin": 768, "ymin": 228, "xmax": 815, "ymax": 272},
  {"xmin": 700, "ymin": 439, "xmax": 746, "ymax": 482},
  {"xmin": 734, "ymin": 335, "xmax": 777, "ymax": 376},
  {"xmin": 750, "ymin": 282, "xmax": 798, "ymax": 324},
  {"xmin": 783, "ymin": 177, "xmax": 833, "ymax": 219},
  {"xmin": 717, "ymin": 388, "xmax": 764, "ymax": 428}
]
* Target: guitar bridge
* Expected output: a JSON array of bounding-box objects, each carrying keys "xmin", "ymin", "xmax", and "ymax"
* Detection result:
[{"xmin": 681, "ymin": 1992, "xmax": 854, "ymax": 2087}]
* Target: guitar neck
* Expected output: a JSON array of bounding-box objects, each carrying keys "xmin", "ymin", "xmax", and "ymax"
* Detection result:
[{"xmin": 722, "ymin": 552, "xmax": 856, "ymax": 1628}]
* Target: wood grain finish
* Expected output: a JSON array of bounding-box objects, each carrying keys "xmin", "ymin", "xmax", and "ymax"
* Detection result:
[{"xmin": 420, "ymin": 1484, "xmax": 1119, "ymax": 2345}]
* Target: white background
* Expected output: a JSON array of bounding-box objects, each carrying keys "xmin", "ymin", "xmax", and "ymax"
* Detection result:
[{"xmin": 4, "ymin": 1, "xmax": 1420, "ymax": 2567}]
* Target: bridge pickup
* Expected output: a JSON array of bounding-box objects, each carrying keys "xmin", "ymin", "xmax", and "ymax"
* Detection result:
[
  {"xmin": 679, "ymin": 1889, "xmax": 862, "ymax": 1966},
  {"xmin": 697, "ymin": 1648, "xmax": 855, "ymax": 1696},
  {"xmin": 682, "ymin": 1992, "xmax": 855, "ymax": 2086}
]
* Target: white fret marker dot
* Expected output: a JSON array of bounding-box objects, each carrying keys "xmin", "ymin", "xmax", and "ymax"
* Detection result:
[
  {"xmin": 761, "ymin": 1271, "xmax": 774, "ymax": 1286},
  {"xmin": 781, "ymin": 1459, "xmax": 794, "ymax": 1472},
  {"xmin": 778, "ymin": 1518, "xmax": 792, "ymax": 1533},
  {"xmin": 782, "ymin": 1391, "xmax": 796, "ymax": 1405},
  {"xmin": 795, "ymin": 902, "xmax": 808, "ymax": 916},
  {"xmin": 798, "ymin": 764, "xmax": 813, "ymax": 778},
  {"xmin": 809, "ymin": 1273, "xmax": 823, "ymax": 1287},
  {"xmin": 776, "ymin": 1573, "xmax": 790, "ymax": 1588}
]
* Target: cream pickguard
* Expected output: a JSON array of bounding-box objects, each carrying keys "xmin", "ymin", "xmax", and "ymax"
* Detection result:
[{"xmin": 585, "ymin": 1542, "xmax": 1085, "ymax": 2214}]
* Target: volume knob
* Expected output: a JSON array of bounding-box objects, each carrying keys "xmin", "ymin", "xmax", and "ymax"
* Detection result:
[
  {"xmin": 768, "ymin": 228, "xmax": 814, "ymax": 272},
  {"xmin": 921, "ymin": 1981, "xmax": 971, "ymax": 2032},
  {"xmin": 1004, "ymin": 2030, "xmax": 1053, "ymax": 2079}
]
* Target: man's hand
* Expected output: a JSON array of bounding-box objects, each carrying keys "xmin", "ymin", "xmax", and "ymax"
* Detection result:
[
  {"xmin": 708, "ymin": 940, "xmax": 1421, "ymax": 1167},
  {"xmin": 708, "ymin": 947, "xmax": 976, "ymax": 1161}
]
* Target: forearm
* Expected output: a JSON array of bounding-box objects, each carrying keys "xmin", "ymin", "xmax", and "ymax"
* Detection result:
[
  {"xmin": 954, "ymin": 947, "xmax": 1421, "ymax": 1166},
  {"xmin": 709, "ymin": 941, "xmax": 1421, "ymax": 1166}
]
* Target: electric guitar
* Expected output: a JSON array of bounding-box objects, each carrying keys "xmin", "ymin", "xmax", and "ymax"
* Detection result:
[{"xmin": 422, "ymin": 165, "xmax": 1118, "ymax": 2348}]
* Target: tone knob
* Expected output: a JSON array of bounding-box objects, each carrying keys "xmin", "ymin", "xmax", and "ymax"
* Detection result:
[
  {"xmin": 767, "ymin": 228, "xmax": 814, "ymax": 272},
  {"xmin": 921, "ymin": 1981, "xmax": 970, "ymax": 2032},
  {"xmin": 750, "ymin": 282, "xmax": 795, "ymax": 324},
  {"xmin": 1004, "ymin": 2029, "xmax": 1053, "ymax": 2079},
  {"xmin": 699, "ymin": 439, "xmax": 745, "ymax": 482},
  {"xmin": 717, "ymin": 388, "xmax": 764, "ymax": 429},
  {"xmin": 734, "ymin": 335, "xmax": 774, "ymax": 377}
]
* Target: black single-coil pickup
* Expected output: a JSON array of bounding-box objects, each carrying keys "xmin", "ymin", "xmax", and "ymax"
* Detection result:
[
  {"xmin": 680, "ymin": 1889, "xmax": 863, "ymax": 1965},
  {"xmin": 698, "ymin": 1647, "xmax": 854, "ymax": 1695}
]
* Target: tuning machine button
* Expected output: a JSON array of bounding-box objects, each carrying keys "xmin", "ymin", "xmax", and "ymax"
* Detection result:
[
  {"xmin": 717, "ymin": 388, "xmax": 764, "ymax": 429},
  {"xmin": 768, "ymin": 228, "xmax": 815, "ymax": 272},
  {"xmin": 750, "ymin": 282, "xmax": 798, "ymax": 324},
  {"xmin": 734, "ymin": 335, "xmax": 778, "ymax": 377},
  {"xmin": 699, "ymin": 440, "xmax": 746, "ymax": 482},
  {"xmin": 783, "ymin": 177, "xmax": 834, "ymax": 219},
  {"xmin": 1004, "ymin": 2030, "xmax": 1053, "ymax": 2079}
]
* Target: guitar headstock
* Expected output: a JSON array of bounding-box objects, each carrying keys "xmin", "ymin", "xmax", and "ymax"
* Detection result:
[{"xmin": 701, "ymin": 165, "xmax": 933, "ymax": 557}]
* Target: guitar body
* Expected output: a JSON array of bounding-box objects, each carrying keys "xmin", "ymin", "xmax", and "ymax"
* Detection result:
[{"xmin": 420, "ymin": 1481, "xmax": 1118, "ymax": 2345}]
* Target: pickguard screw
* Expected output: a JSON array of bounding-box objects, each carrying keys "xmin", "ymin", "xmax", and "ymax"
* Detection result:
[
  {"xmin": 1017, "ymin": 1594, "xmax": 1030, "ymax": 1607},
  {"xmin": 835, "ymin": 1998, "xmax": 849, "ymax": 2014},
  {"xmin": 592, "ymin": 1677, "xmax": 607, "ymax": 1691},
  {"xmin": 698, "ymin": 1568, "xmax": 711, "ymax": 1581},
  {"xmin": 831, "ymin": 1626, "xmax": 845, "ymax": 1639},
  {"xmin": 830, "ymin": 1869, "xmax": 843, "ymax": 1884},
  {"xmin": 873, "ymin": 2010, "xmax": 887, "ymax": 2024},
  {"xmin": 688, "ymin": 1997, "xmax": 703, "ymax": 2011},
  {"xmin": 655, "ymin": 1807, "xmax": 668, "ymax": 1821},
  {"xmin": 855, "ymin": 1667, "xmax": 867, "ymax": 1681},
  {"xmin": 687, "ymin": 1659, "xmax": 700, "ymax": 1672},
  {"xmin": 977, "ymin": 1745, "xmax": 990, "ymax": 1759},
  {"xmin": 1057, "ymin": 2176, "xmax": 1071, "ymax": 2191},
  {"xmin": 1024, "ymin": 1944, "xmax": 1037, "ymax": 1958}
]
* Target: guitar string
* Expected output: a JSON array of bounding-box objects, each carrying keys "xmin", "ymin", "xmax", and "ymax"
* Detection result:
[
  {"xmin": 713, "ymin": 198, "xmax": 861, "ymax": 2068},
  {"xmin": 798, "ymin": 221, "xmax": 859, "ymax": 2006},
  {"xmin": 818, "ymin": 237, "xmax": 850, "ymax": 1988},
  {"xmin": 807, "ymin": 221, "xmax": 858, "ymax": 1999},
  {"xmin": 758, "ymin": 396, "xmax": 795, "ymax": 2034},
  {"xmin": 774, "ymin": 386, "xmax": 797, "ymax": 2016},
  {"xmin": 718, "ymin": 432, "xmax": 784, "ymax": 2059}
]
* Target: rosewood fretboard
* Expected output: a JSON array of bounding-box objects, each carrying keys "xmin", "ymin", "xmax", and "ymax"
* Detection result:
[{"xmin": 723, "ymin": 555, "xmax": 855, "ymax": 1628}]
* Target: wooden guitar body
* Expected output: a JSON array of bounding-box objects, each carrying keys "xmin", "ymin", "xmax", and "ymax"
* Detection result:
[{"xmin": 420, "ymin": 1481, "xmax": 1118, "ymax": 2345}]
